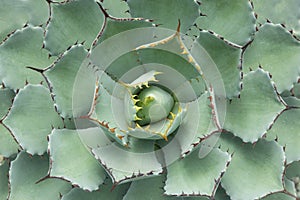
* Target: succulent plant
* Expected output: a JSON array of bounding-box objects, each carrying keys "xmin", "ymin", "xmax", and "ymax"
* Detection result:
[{"xmin": 1, "ymin": 0, "xmax": 300, "ymax": 199}]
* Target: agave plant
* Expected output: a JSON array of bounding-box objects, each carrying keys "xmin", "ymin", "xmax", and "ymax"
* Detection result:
[{"xmin": 1, "ymin": 0, "xmax": 300, "ymax": 199}]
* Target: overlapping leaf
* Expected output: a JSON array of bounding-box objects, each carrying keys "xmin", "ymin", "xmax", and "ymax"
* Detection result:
[
  {"xmin": 48, "ymin": 129, "xmax": 107, "ymax": 191},
  {"xmin": 0, "ymin": 27, "xmax": 55, "ymax": 89},
  {"xmin": 195, "ymin": 0, "xmax": 256, "ymax": 46},
  {"xmin": 127, "ymin": 0, "xmax": 199, "ymax": 32},
  {"xmin": 45, "ymin": 0, "xmax": 105, "ymax": 55},
  {"xmin": 0, "ymin": 0, "xmax": 48, "ymax": 42},
  {"xmin": 165, "ymin": 147, "xmax": 230, "ymax": 197},
  {"xmin": 219, "ymin": 134, "xmax": 285, "ymax": 200},
  {"xmin": 224, "ymin": 69, "xmax": 285, "ymax": 142},
  {"xmin": 3, "ymin": 85, "xmax": 64, "ymax": 155},
  {"xmin": 252, "ymin": 0, "xmax": 300, "ymax": 39},
  {"xmin": 9, "ymin": 151, "xmax": 71, "ymax": 200},
  {"xmin": 0, "ymin": 160, "xmax": 9, "ymax": 200},
  {"xmin": 44, "ymin": 45, "xmax": 88, "ymax": 118},
  {"xmin": 243, "ymin": 23, "xmax": 300, "ymax": 93},
  {"xmin": 196, "ymin": 32, "xmax": 241, "ymax": 98}
]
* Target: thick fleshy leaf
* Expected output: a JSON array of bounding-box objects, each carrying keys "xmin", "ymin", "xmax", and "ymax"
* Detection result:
[
  {"xmin": 196, "ymin": 32, "xmax": 241, "ymax": 98},
  {"xmin": 0, "ymin": 125, "xmax": 19, "ymax": 157},
  {"xmin": 266, "ymin": 109, "xmax": 300, "ymax": 164},
  {"xmin": 105, "ymin": 48, "xmax": 200, "ymax": 83},
  {"xmin": 45, "ymin": 0, "xmax": 105, "ymax": 55},
  {"xmin": 48, "ymin": 129, "xmax": 106, "ymax": 191},
  {"xmin": 127, "ymin": 0, "xmax": 199, "ymax": 32},
  {"xmin": 224, "ymin": 69, "xmax": 285, "ymax": 142},
  {"xmin": 124, "ymin": 174, "xmax": 180, "ymax": 200},
  {"xmin": 62, "ymin": 178, "xmax": 130, "ymax": 200},
  {"xmin": 99, "ymin": 0, "xmax": 131, "ymax": 18},
  {"xmin": 92, "ymin": 138, "xmax": 162, "ymax": 184},
  {"xmin": 214, "ymin": 185, "xmax": 230, "ymax": 200},
  {"xmin": 71, "ymin": 59, "xmax": 98, "ymax": 118},
  {"xmin": 286, "ymin": 161, "xmax": 300, "ymax": 180},
  {"xmin": 293, "ymin": 83, "xmax": 300, "ymax": 98},
  {"xmin": 161, "ymin": 92, "xmax": 218, "ymax": 160},
  {"xmin": 285, "ymin": 161, "xmax": 300, "ymax": 198},
  {"xmin": 283, "ymin": 96, "xmax": 300, "ymax": 108},
  {"xmin": 196, "ymin": 0, "xmax": 256, "ymax": 46},
  {"xmin": 0, "ymin": 0, "xmax": 48, "ymax": 42},
  {"xmin": 0, "ymin": 89, "xmax": 18, "ymax": 156},
  {"xmin": 243, "ymin": 23, "xmax": 300, "ymax": 93},
  {"xmin": 0, "ymin": 160, "xmax": 9, "ymax": 200},
  {"xmin": 3, "ymin": 85, "xmax": 64, "ymax": 155},
  {"xmin": 252, "ymin": 0, "xmax": 300, "ymax": 38},
  {"xmin": 261, "ymin": 178, "xmax": 297, "ymax": 200},
  {"xmin": 44, "ymin": 45, "xmax": 88, "ymax": 118},
  {"xmin": 0, "ymin": 27, "xmax": 55, "ymax": 89},
  {"xmin": 98, "ymin": 19, "xmax": 152, "ymax": 44},
  {"xmin": 165, "ymin": 148, "xmax": 230, "ymax": 196},
  {"xmin": 0, "ymin": 88, "xmax": 14, "ymax": 119},
  {"xmin": 219, "ymin": 134, "xmax": 285, "ymax": 200},
  {"xmin": 9, "ymin": 151, "xmax": 71, "ymax": 200},
  {"xmin": 91, "ymin": 83, "xmax": 129, "ymax": 145},
  {"xmin": 104, "ymin": 48, "xmax": 205, "ymax": 103}
]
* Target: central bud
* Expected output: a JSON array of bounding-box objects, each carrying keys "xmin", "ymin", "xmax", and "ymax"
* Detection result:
[{"xmin": 135, "ymin": 86, "xmax": 174, "ymax": 126}]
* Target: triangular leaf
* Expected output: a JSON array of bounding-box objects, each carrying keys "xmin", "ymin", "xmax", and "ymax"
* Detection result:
[
  {"xmin": 219, "ymin": 134, "xmax": 285, "ymax": 200},
  {"xmin": 3, "ymin": 85, "xmax": 64, "ymax": 155},
  {"xmin": 164, "ymin": 148, "xmax": 230, "ymax": 196},
  {"xmin": 224, "ymin": 69, "xmax": 285, "ymax": 142},
  {"xmin": 48, "ymin": 129, "xmax": 107, "ymax": 191},
  {"xmin": 9, "ymin": 151, "xmax": 71, "ymax": 200}
]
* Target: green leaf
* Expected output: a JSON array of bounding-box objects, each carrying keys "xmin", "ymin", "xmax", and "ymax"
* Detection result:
[
  {"xmin": 91, "ymin": 83, "xmax": 129, "ymax": 145},
  {"xmin": 105, "ymin": 48, "xmax": 200, "ymax": 83},
  {"xmin": 0, "ymin": 125, "xmax": 19, "ymax": 157},
  {"xmin": 0, "ymin": 88, "xmax": 14, "ymax": 119},
  {"xmin": 44, "ymin": 45, "xmax": 88, "ymax": 118},
  {"xmin": 224, "ymin": 69, "xmax": 285, "ymax": 143},
  {"xmin": 164, "ymin": 92, "xmax": 217, "ymax": 158},
  {"xmin": 252, "ymin": 0, "xmax": 300, "ymax": 39},
  {"xmin": 92, "ymin": 138, "xmax": 162, "ymax": 184},
  {"xmin": 124, "ymin": 174, "xmax": 179, "ymax": 200},
  {"xmin": 0, "ymin": 89, "xmax": 18, "ymax": 156},
  {"xmin": 196, "ymin": 32, "xmax": 241, "ymax": 98},
  {"xmin": 0, "ymin": 27, "xmax": 55, "ymax": 89},
  {"xmin": 214, "ymin": 185, "xmax": 231, "ymax": 200},
  {"xmin": 71, "ymin": 59, "xmax": 98, "ymax": 118},
  {"xmin": 98, "ymin": 19, "xmax": 152, "ymax": 44},
  {"xmin": 127, "ymin": 0, "xmax": 199, "ymax": 32},
  {"xmin": 0, "ymin": 0, "xmax": 48, "ymax": 42},
  {"xmin": 104, "ymin": 48, "xmax": 206, "ymax": 103},
  {"xmin": 0, "ymin": 160, "xmax": 9, "ymax": 200},
  {"xmin": 219, "ymin": 134, "xmax": 285, "ymax": 200},
  {"xmin": 292, "ymin": 83, "xmax": 300, "ymax": 99},
  {"xmin": 45, "ymin": 0, "xmax": 105, "ymax": 55},
  {"xmin": 99, "ymin": 0, "xmax": 131, "ymax": 18},
  {"xmin": 283, "ymin": 96, "xmax": 300, "ymax": 108},
  {"xmin": 286, "ymin": 161, "xmax": 300, "ymax": 180},
  {"xmin": 165, "ymin": 147, "xmax": 230, "ymax": 196},
  {"xmin": 61, "ymin": 178, "xmax": 130, "ymax": 200},
  {"xmin": 266, "ymin": 109, "xmax": 300, "ymax": 164},
  {"xmin": 9, "ymin": 151, "xmax": 71, "ymax": 200},
  {"xmin": 90, "ymin": 26, "xmax": 176, "ymax": 72},
  {"xmin": 3, "ymin": 84, "xmax": 64, "ymax": 155},
  {"xmin": 195, "ymin": 0, "xmax": 256, "ymax": 46},
  {"xmin": 243, "ymin": 23, "xmax": 300, "ymax": 93},
  {"xmin": 48, "ymin": 129, "xmax": 107, "ymax": 191},
  {"xmin": 261, "ymin": 178, "xmax": 297, "ymax": 200}
]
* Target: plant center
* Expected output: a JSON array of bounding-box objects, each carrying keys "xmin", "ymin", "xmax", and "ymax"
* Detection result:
[{"xmin": 136, "ymin": 85, "xmax": 174, "ymax": 126}]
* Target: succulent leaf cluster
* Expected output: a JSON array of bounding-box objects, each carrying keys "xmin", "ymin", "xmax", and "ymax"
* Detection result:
[{"xmin": 0, "ymin": 0, "xmax": 300, "ymax": 200}]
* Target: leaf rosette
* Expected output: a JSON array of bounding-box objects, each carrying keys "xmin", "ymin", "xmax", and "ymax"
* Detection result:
[{"xmin": 72, "ymin": 25, "xmax": 227, "ymax": 185}]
